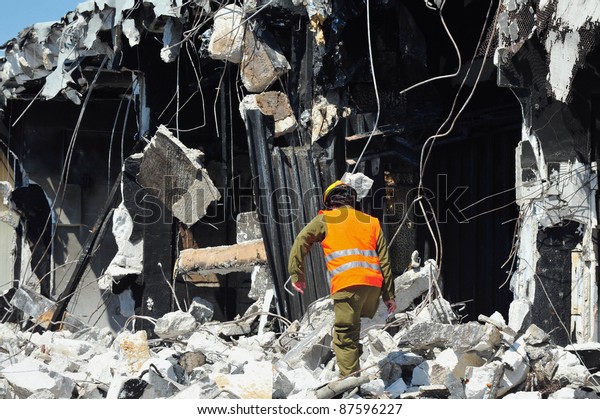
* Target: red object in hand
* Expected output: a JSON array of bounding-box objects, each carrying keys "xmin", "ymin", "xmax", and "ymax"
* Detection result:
[
  {"xmin": 384, "ymin": 299, "xmax": 397, "ymax": 314},
  {"xmin": 292, "ymin": 280, "xmax": 306, "ymax": 294}
]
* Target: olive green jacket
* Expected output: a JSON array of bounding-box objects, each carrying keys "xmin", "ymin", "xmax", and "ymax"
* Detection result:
[{"xmin": 287, "ymin": 208, "xmax": 395, "ymax": 302}]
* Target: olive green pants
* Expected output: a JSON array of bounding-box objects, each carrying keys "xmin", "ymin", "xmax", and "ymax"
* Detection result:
[{"xmin": 331, "ymin": 285, "xmax": 381, "ymax": 377}]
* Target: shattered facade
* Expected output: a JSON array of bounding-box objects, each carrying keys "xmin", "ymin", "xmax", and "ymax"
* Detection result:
[{"xmin": 0, "ymin": 0, "xmax": 599, "ymax": 399}]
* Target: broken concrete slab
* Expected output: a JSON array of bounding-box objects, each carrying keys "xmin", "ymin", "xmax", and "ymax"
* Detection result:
[
  {"xmin": 497, "ymin": 338, "xmax": 529, "ymax": 397},
  {"xmin": 508, "ymin": 298, "xmax": 532, "ymax": 334},
  {"xmin": 213, "ymin": 360, "xmax": 273, "ymax": 399},
  {"xmin": 137, "ymin": 125, "xmax": 221, "ymax": 226},
  {"xmin": 240, "ymin": 25, "xmax": 290, "ymax": 92},
  {"xmin": 415, "ymin": 297, "xmax": 458, "ymax": 324},
  {"xmin": 434, "ymin": 348, "xmax": 484, "ymax": 379},
  {"xmin": 10, "ymin": 286, "xmax": 55, "ymax": 326},
  {"xmin": 397, "ymin": 321, "xmax": 501, "ymax": 353},
  {"xmin": 99, "ymin": 202, "xmax": 143, "ymax": 288},
  {"xmin": 249, "ymin": 265, "xmax": 273, "ymax": 301},
  {"xmin": 465, "ymin": 360, "xmax": 504, "ymax": 399},
  {"xmin": 240, "ymin": 92, "xmax": 298, "ymax": 137},
  {"xmin": 392, "ymin": 260, "xmax": 438, "ymax": 312},
  {"xmin": 186, "ymin": 330, "xmax": 231, "ymax": 363},
  {"xmin": 523, "ymin": 323, "xmax": 550, "ymax": 346},
  {"xmin": 385, "ymin": 377, "xmax": 408, "ymax": 398},
  {"xmin": 552, "ymin": 347, "xmax": 590, "ymax": 387},
  {"xmin": 208, "ymin": 4, "xmax": 246, "ymax": 63},
  {"xmin": 548, "ymin": 387, "xmax": 599, "ymax": 399},
  {"xmin": 360, "ymin": 378, "xmax": 385, "ymax": 397},
  {"xmin": 236, "ymin": 211, "xmax": 262, "ymax": 243},
  {"xmin": 565, "ymin": 342, "xmax": 600, "ymax": 373},
  {"xmin": 154, "ymin": 310, "xmax": 197, "ymax": 339},
  {"xmin": 1, "ymin": 357, "xmax": 75, "ymax": 398},
  {"xmin": 114, "ymin": 330, "xmax": 151, "ymax": 376},
  {"xmin": 310, "ymin": 95, "xmax": 349, "ymax": 143},
  {"xmin": 503, "ymin": 391, "xmax": 542, "ymax": 399},
  {"xmin": 177, "ymin": 239, "xmax": 267, "ymax": 276}
]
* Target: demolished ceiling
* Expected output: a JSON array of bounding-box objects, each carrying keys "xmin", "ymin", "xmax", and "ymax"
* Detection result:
[{"xmin": 0, "ymin": 0, "xmax": 599, "ymax": 401}]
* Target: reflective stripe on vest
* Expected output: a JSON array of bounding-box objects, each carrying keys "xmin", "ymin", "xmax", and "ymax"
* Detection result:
[
  {"xmin": 325, "ymin": 248, "xmax": 379, "ymax": 262},
  {"xmin": 327, "ymin": 261, "xmax": 382, "ymax": 280}
]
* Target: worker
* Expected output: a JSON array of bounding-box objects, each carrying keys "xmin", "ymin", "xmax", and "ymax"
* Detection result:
[{"xmin": 288, "ymin": 180, "xmax": 397, "ymax": 378}]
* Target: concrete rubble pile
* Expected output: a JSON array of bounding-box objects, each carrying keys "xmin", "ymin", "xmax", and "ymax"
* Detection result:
[{"xmin": 1, "ymin": 259, "xmax": 599, "ymax": 400}]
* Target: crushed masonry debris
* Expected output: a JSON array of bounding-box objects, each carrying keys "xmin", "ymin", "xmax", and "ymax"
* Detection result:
[{"xmin": 0, "ymin": 0, "xmax": 600, "ymax": 401}]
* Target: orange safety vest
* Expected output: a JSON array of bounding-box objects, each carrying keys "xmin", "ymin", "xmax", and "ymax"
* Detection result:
[{"xmin": 319, "ymin": 207, "xmax": 384, "ymax": 294}]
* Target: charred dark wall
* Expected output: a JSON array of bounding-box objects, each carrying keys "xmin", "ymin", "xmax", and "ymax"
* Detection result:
[
  {"xmin": 419, "ymin": 126, "xmax": 520, "ymax": 321},
  {"xmin": 6, "ymin": 97, "xmax": 137, "ymax": 320},
  {"xmin": 534, "ymin": 222, "xmax": 581, "ymax": 346}
]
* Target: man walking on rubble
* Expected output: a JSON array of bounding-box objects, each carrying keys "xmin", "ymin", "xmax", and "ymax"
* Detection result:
[{"xmin": 288, "ymin": 180, "xmax": 397, "ymax": 378}]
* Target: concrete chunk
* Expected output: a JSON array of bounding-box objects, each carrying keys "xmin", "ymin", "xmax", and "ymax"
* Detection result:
[
  {"xmin": 236, "ymin": 211, "xmax": 262, "ymax": 243},
  {"xmin": 241, "ymin": 26, "xmax": 290, "ymax": 92},
  {"xmin": 188, "ymin": 297, "xmax": 214, "ymax": 324},
  {"xmin": 397, "ymin": 321, "xmax": 501, "ymax": 353},
  {"xmin": 504, "ymin": 391, "xmax": 542, "ymax": 399},
  {"xmin": 465, "ymin": 360, "xmax": 504, "ymax": 399},
  {"xmin": 154, "ymin": 311, "xmax": 197, "ymax": 339},
  {"xmin": 434, "ymin": 348, "xmax": 484, "ymax": 379},
  {"xmin": 360, "ymin": 378, "xmax": 385, "ymax": 397},
  {"xmin": 385, "ymin": 377, "xmax": 408, "ymax": 398},
  {"xmin": 213, "ymin": 361, "xmax": 272, "ymax": 399},
  {"xmin": 552, "ymin": 347, "xmax": 590, "ymax": 387},
  {"xmin": 186, "ymin": 330, "xmax": 231, "ymax": 363},
  {"xmin": 177, "ymin": 240, "xmax": 267, "ymax": 275},
  {"xmin": 1, "ymin": 358, "xmax": 75, "ymax": 399},
  {"xmin": 137, "ymin": 125, "xmax": 221, "ymax": 226},
  {"xmin": 240, "ymin": 92, "xmax": 298, "ymax": 137},
  {"xmin": 391, "ymin": 260, "xmax": 437, "ymax": 312},
  {"xmin": 523, "ymin": 323, "xmax": 550, "ymax": 345},
  {"xmin": 114, "ymin": 331, "xmax": 151, "ymax": 376},
  {"xmin": 208, "ymin": 5, "xmax": 245, "ymax": 63},
  {"xmin": 496, "ymin": 338, "xmax": 529, "ymax": 397}
]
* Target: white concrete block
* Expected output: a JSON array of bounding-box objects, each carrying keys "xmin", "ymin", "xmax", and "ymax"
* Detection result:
[
  {"xmin": 549, "ymin": 388, "xmax": 576, "ymax": 399},
  {"xmin": 1, "ymin": 358, "xmax": 75, "ymax": 399},
  {"xmin": 385, "ymin": 377, "xmax": 408, "ymax": 398},
  {"xmin": 208, "ymin": 5, "xmax": 245, "ymax": 63},
  {"xmin": 552, "ymin": 347, "xmax": 590, "ymax": 387},
  {"xmin": 360, "ymin": 378, "xmax": 385, "ymax": 397},
  {"xmin": 213, "ymin": 361, "xmax": 273, "ymax": 399},
  {"xmin": 80, "ymin": 351, "xmax": 119, "ymax": 385},
  {"xmin": 508, "ymin": 299, "xmax": 531, "ymax": 334},
  {"xmin": 497, "ymin": 337, "xmax": 529, "ymax": 397},
  {"xmin": 154, "ymin": 310, "xmax": 197, "ymax": 339},
  {"xmin": 114, "ymin": 330, "xmax": 151, "ymax": 376},
  {"xmin": 434, "ymin": 348, "xmax": 484, "ymax": 379},
  {"xmin": 503, "ymin": 391, "xmax": 542, "ymax": 399},
  {"xmin": 465, "ymin": 360, "xmax": 504, "ymax": 399},
  {"xmin": 186, "ymin": 330, "xmax": 231, "ymax": 363}
]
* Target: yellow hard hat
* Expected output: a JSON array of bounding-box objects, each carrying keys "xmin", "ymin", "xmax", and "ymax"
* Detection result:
[{"xmin": 323, "ymin": 180, "xmax": 347, "ymax": 204}]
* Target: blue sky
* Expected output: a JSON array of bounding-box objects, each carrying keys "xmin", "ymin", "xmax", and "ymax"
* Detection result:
[{"xmin": 0, "ymin": 0, "xmax": 82, "ymax": 45}]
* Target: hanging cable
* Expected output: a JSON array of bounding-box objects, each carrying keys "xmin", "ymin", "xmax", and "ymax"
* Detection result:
[
  {"xmin": 351, "ymin": 0, "xmax": 461, "ymax": 172},
  {"xmin": 351, "ymin": 0, "xmax": 381, "ymax": 175}
]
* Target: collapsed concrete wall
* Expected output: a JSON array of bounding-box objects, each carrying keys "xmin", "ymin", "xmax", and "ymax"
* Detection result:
[
  {"xmin": 495, "ymin": 0, "xmax": 600, "ymax": 344},
  {"xmin": 0, "ymin": 0, "xmax": 599, "ymax": 400}
]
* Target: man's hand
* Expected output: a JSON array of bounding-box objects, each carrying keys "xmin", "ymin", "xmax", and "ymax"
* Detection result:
[
  {"xmin": 384, "ymin": 299, "xmax": 397, "ymax": 314},
  {"xmin": 291, "ymin": 278, "xmax": 306, "ymax": 294}
]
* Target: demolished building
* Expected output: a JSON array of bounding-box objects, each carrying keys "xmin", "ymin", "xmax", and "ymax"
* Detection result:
[{"xmin": 0, "ymin": 0, "xmax": 599, "ymax": 399}]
